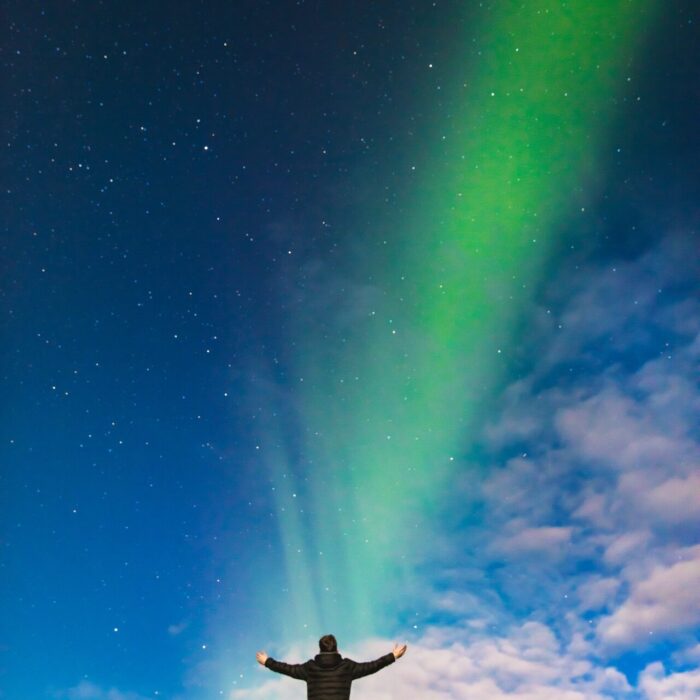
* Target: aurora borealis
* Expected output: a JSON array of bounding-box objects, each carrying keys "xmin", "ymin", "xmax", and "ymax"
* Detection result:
[
  {"xmin": 267, "ymin": 0, "xmax": 659, "ymax": 644},
  {"xmin": 2, "ymin": 2, "xmax": 699, "ymax": 699}
]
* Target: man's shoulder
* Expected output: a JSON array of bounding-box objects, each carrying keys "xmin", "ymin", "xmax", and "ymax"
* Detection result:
[{"xmin": 306, "ymin": 656, "xmax": 353, "ymax": 668}]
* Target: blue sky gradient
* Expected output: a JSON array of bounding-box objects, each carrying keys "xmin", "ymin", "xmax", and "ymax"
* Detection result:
[{"xmin": 1, "ymin": 2, "xmax": 699, "ymax": 699}]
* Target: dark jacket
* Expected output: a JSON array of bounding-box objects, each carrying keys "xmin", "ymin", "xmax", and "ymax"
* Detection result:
[{"xmin": 265, "ymin": 650, "xmax": 395, "ymax": 700}]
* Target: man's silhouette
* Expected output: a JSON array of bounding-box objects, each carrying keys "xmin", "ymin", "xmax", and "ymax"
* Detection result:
[{"xmin": 256, "ymin": 633, "xmax": 407, "ymax": 700}]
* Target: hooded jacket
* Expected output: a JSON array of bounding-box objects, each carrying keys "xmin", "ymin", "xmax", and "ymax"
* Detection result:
[{"xmin": 264, "ymin": 650, "xmax": 396, "ymax": 700}]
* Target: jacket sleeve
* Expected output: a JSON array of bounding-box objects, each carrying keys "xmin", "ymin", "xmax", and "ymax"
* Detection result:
[
  {"xmin": 264, "ymin": 657, "xmax": 309, "ymax": 681},
  {"xmin": 349, "ymin": 652, "xmax": 395, "ymax": 680}
]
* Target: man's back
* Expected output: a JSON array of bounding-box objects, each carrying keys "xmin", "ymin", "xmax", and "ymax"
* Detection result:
[{"xmin": 265, "ymin": 650, "xmax": 396, "ymax": 700}]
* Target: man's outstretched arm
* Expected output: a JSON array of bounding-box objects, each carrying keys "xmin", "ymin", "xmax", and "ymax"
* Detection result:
[
  {"xmin": 256, "ymin": 651, "xmax": 308, "ymax": 680},
  {"xmin": 350, "ymin": 643, "xmax": 407, "ymax": 680}
]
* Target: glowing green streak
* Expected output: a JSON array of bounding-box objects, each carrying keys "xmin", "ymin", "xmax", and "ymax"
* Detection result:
[
  {"xmin": 271, "ymin": 0, "xmax": 656, "ymax": 643},
  {"xmin": 264, "ymin": 444, "xmax": 321, "ymax": 639}
]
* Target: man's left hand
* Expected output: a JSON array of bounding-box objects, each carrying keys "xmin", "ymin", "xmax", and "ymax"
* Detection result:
[
  {"xmin": 393, "ymin": 643, "xmax": 407, "ymax": 659},
  {"xmin": 256, "ymin": 651, "xmax": 269, "ymax": 665}
]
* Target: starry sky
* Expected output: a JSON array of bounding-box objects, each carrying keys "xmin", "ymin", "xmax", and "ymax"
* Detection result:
[{"xmin": 1, "ymin": 2, "xmax": 699, "ymax": 699}]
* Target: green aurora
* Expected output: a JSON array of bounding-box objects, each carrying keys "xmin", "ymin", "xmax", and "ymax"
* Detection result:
[{"xmin": 261, "ymin": 0, "xmax": 657, "ymax": 646}]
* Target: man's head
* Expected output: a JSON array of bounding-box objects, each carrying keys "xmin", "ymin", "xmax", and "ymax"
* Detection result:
[{"xmin": 319, "ymin": 634, "xmax": 338, "ymax": 653}]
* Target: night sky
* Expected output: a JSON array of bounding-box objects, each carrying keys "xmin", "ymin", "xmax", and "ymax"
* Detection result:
[{"xmin": 2, "ymin": 2, "xmax": 699, "ymax": 699}]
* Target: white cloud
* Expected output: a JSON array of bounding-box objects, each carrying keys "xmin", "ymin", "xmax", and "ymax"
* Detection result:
[
  {"xmin": 493, "ymin": 526, "xmax": 574, "ymax": 557},
  {"xmin": 554, "ymin": 386, "xmax": 688, "ymax": 473},
  {"xmin": 575, "ymin": 576, "xmax": 620, "ymax": 612},
  {"xmin": 597, "ymin": 545, "xmax": 700, "ymax": 648},
  {"xmin": 672, "ymin": 643, "xmax": 700, "ymax": 664},
  {"xmin": 601, "ymin": 531, "xmax": 651, "ymax": 566},
  {"xmin": 633, "ymin": 472, "xmax": 700, "ymax": 525},
  {"xmin": 431, "ymin": 590, "xmax": 488, "ymax": 617},
  {"xmin": 639, "ymin": 661, "xmax": 700, "ymax": 700},
  {"xmin": 59, "ymin": 681, "xmax": 151, "ymax": 700}
]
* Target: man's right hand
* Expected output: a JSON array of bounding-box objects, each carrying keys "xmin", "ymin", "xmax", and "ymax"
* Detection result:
[{"xmin": 393, "ymin": 643, "xmax": 407, "ymax": 659}]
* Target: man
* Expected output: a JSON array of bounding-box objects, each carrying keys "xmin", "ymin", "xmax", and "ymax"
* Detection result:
[{"xmin": 256, "ymin": 633, "xmax": 407, "ymax": 700}]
